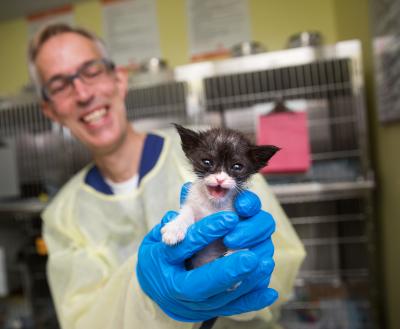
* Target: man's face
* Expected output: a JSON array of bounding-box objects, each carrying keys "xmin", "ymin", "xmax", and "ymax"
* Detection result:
[{"xmin": 36, "ymin": 32, "xmax": 129, "ymax": 155}]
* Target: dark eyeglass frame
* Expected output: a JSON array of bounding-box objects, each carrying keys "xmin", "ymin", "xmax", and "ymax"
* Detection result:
[{"xmin": 41, "ymin": 58, "xmax": 115, "ymax": 101}]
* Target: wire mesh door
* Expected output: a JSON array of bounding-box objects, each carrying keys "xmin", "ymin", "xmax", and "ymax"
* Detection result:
[
  {"xmin": 205, "ymin": 62, "xmax": 363, "ymax": 183},
  {"xmin": 0, "ymin": 77, "xmax": 191, "ymax": 198},
  {"xmin": 175, "ymin": 39, "xmax": 378, "ymax": 329},
  {"xmin": 0, "ymin": 100, "xmax": 94, "ymax": 198}
]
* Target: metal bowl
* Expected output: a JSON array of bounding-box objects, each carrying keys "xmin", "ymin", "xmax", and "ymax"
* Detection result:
[
  {"xmin": 230, "ymin": 41, "xmax": 267, "ymax": 57},
  {"xmin": 139, "ymin": 57, "xmax": 168, "ymax": 73},
  {"xmin": 287, "ymin": 31, "xmax": 322, "ymax": 48}
]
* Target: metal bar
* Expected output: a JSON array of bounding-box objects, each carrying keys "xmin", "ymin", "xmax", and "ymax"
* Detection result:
[
  {"xmin": 298, "ymin": 268, "xmax": 370, "ymax": 279},
  {"xmin": 291, "ymin": 213, "xmax": 366, "ymax": 225},
  {"xmin": 301, "ymin": 236, "xmax": 368, "ymax": 246}
]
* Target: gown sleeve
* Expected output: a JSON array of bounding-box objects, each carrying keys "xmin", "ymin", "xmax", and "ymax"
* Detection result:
[{"xmin": 42, "ymin": 184, "xmax": 194, "ymax": 329}]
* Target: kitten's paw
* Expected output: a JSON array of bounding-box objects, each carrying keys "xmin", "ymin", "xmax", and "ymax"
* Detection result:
[{"xmin": 161, "ymin": 221, "xmax": 188, "ymax": 245}]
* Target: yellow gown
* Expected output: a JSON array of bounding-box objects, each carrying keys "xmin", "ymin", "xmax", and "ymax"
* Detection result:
[{"xmin": 42, "ymin": 130, "xmax": 305, "ymax": 329}]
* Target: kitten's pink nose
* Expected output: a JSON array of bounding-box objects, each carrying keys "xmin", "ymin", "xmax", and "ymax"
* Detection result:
[{"xmin": 216, "ymin": 178, "xmax": 225, "ymax": 184}]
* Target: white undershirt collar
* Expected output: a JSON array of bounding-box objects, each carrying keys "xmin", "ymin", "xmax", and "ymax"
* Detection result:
[{"xmin": 104, "ymin": 174, "xmax": 139, "ymax": 195}]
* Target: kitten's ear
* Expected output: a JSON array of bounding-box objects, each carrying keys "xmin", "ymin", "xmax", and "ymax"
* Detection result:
[
  {"xmin": 173, "ymin": 124, "xmax": 200, "ymax": 154},
  {"xmin": 249, "ymin": 145, "xmax": 280, "ymax": 171}
]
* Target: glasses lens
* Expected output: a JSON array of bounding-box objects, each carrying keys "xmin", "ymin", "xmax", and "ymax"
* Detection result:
[
  {"xmin": 80, "ymin": 60, "xmax": 108, "ymax": 83},
  {"xmin": 45, "ymin": 77, "xmax": 70, "ymax": 97},
  {"xmin": 42, "ymin": 59, "xmax": 114, "ymax": 100}
]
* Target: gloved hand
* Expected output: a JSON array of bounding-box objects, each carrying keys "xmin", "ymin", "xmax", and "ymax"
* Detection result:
[
  {"xmin": 136, "ymin": 184, "xmax": 278, "ymax": 322},
  {"xmin": 181, "ymin": 182, "xmax": 277, "ymax": 291},
  {"xmin": 227, "ymin": 189, "xmax": 277, "ymax": 290}
]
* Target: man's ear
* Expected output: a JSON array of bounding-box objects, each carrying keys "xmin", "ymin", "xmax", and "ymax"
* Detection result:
[
  {"xmin": 173, "ymin": 124, "xmax": 200, "ymax": 156},
  {"xmin": 41, "ymin": 101, "xmax": 60, "ymax": 123},
  {"xmin": 249, "ymin": 145, "xmax": 280, "ymax": 171}
]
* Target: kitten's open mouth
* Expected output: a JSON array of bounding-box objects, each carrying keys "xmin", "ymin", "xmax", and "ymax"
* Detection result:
[{"xmin": 207, "ymin": 185, "xmax": 229, "ymax": 198}]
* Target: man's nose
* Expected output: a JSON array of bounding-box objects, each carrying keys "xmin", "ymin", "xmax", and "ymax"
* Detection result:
[{"xmin": 72, "ymin": 78, "xmax": 93, "ymax": 104}]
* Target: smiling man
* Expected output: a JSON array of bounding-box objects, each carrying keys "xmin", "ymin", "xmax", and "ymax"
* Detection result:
[
  {"xmin": 28, "ymin": 24, "xmax": 305, "ymax": 329},
  {"xmin": 31, "ymin": 28, "xmax": 145, "ymax": 180}
]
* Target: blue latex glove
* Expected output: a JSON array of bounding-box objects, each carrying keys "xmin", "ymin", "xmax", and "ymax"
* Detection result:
[
  {"xmin": 181, "ymin": 182, "xmax": 277, "ymax": 289},
  {"xmin": 136, "ymin": 184, "xmax": 278, "ymax": 322}
]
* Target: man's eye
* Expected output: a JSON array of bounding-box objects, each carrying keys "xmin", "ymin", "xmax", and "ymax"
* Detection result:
[
  {"xmin": 232, "ymin": 163, "xmax": 243, "ymax": 171},
  {"xmin": 202, "ymin": 159, "xmax": 213, "ymax": 167},
  {"xmin": 48, "ymin": 78, "xmax": 69, "ymax": 94},
  {"xmin": 82, "ymin": 63, "xmax": 105, "ymax": 78}
]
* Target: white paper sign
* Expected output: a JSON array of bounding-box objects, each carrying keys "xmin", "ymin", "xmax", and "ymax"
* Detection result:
[
  {"xmin": 187, "ymin": 0, "xmax": 251, "ymax": 60},
  {"xmin": 102, "ymin": 0, "xmax": 161, "ymax": 67},
  {"xmin": 27, "ymin": 5, "xmax": 75, "ymax": 40},
  {"xmin": 374, "ymin": 35, "xmax": 400, "ymax": 122}
]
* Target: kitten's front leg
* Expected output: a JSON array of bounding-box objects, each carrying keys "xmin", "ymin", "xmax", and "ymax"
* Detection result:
[{"xmin": 161, "ymin": 205, "xmax": 195, "ymax": 245}]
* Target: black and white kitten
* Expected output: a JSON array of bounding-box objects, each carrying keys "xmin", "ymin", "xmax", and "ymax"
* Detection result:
[{"xmin": 161, "ymin": 124, "xmax": 279, "ymax": 268}]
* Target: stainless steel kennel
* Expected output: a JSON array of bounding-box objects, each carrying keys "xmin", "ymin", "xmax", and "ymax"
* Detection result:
[{"xmin": 0, "ymin": 39, "xmax": 379, "ymax": 328}]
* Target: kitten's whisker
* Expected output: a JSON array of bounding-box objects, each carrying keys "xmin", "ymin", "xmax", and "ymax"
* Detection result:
[{"xmin": 234, "ymin": 185, "xmax": 245, "ymax": 194}]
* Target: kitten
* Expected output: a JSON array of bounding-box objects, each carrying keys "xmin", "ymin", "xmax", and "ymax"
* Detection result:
[{"xmin": 161, "ymin": 124, "xmax": 279, "ymax": 268}]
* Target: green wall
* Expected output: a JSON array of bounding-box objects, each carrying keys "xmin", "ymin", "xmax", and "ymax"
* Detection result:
[
  {"xmin": 1, "ymin": 1, "xmax": 400, "ymax": 328},
  {"xmin": 377, "ymin": 124, "xmax": 400, "ymax": 329},
  {"xmin": 249, "ymin": 0, "xmax": 337, "ymax": 50},
  {"xmin": 74, "ymin": 0, "xmax": 102, "ymax": 35},
  {"xmin": 0, "ymin": 19, "xmax": 29, "ymax": 96},
  {"xmin": 0, "ymin": 0, "xmax": 344, "ymax": 95},
  {"xmin": 334, "ymin": 1, "xmax": 400, "ymax": 329}
]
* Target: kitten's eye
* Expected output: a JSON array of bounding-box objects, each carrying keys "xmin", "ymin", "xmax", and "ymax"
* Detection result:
[
  {"xmin": 202, "ymin": 159, "xmax": 213, "ymax": 167},
  {"xmin": 232, "ymin": 163, "xmax": 243, "ymax": 171}
]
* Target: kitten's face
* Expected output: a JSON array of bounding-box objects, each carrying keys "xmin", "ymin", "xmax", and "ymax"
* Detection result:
[{"xmin": 174, "ymin": 125, "xmax": 279, "ymax": 202}]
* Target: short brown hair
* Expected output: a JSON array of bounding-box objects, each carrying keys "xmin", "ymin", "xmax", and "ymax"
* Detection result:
[{"xmin": 28, "ymin": 23, "xmax": 110, "ymax": 97}]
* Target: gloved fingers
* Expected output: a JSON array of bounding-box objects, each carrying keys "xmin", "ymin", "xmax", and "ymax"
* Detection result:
[
  {"xmin": 235, "ymin": 242, "xmax": 275, "ymax": 291},
  {"xmin": 158, "ymin": 303, "xmax": 216, "ymax": 323},
  {"xmin": 248, "ymin": 238, "xmax": 275, "ymax": 260},
  {"xmin": 158, "ymin": 287, "xmax": 278, "ymax": 322},
  {"xmin": 177, "ymin": 258, "xmax": 274, "ymax": 311},
  {"xmin": 224, "ymin": 210, "xmax": 275, "ymax": 249},
  {"xmin": 234, "ymin": 190, "xmax": 261, "ymax": 218},
  {"xmin": 164, "ymin": 211, "xmax": 239, "ymax": 264},
  {"xmin": 252, "ymin": 272, "xmax": 273, "ymax": 291},
  {"xmin": 244, "ymin": 257, "xmax": 274, "ymax": 291},
  {"xmin": 216, "ymin": 287, "xmax": 279, "ymax": 316},
  {"xmin": 246, "ymin": 238, "xmax": 275, "ymax": 289},
  {"xmin": 180, "ymin": 182, "xmax": 192, "ymax": 206},
  {"xmin": 174, "ymin": 287, "xmax": 278, "ymax": 321},
  {"xmin": 173, "ymin": 250, "xmax": 258, "ymax": 301},
  {"xmin": 161, "ymin": 211, "xmax": 179, "ymax": 226},
  {"xmin": 145, "ymin": 211, "xmax": 179, "ymax": 243}
]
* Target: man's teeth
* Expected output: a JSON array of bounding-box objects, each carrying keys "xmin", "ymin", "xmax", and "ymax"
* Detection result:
[{"xmin": 82, "ymin": 108, "xmax": 107, "ymax": 123}]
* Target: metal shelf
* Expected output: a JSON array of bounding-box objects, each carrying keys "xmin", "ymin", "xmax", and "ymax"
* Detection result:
[
  {"xmin": 290, "ymin": 213, "xmax": 366, "ymax": 225},
  {"xmin": 271, "ymin": 180, "xmax": 374, "ymax": 203},
  {"xmin": 0, "ymin": 199, "xmax": 44, "ymax": 216}
]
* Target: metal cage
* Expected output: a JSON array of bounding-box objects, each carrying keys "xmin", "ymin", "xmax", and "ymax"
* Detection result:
[
  {"xmin": 174, "ymin": 39, "xmax": 378, "ymax": 328},
  {"xmin": 0, "ymin": 39, "xmax": 378, "ymax": 328}
]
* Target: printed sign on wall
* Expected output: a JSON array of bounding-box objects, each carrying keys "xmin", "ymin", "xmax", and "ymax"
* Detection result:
[
  {"xmin": 102, "ymin": 0, "xmax": 161, "ymax": 67},
  {"xmin": 186, "ymin": 0, "xmax": 251, "ymax": 61}
]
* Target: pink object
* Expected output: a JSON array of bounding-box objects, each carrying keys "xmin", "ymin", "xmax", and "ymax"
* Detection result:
[{"xmin": 257, "ymin": 111, "xmax": 311, "ymax": 173}]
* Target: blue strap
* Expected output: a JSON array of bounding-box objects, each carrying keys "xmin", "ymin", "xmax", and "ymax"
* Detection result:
[
  {"xmin": 85, "ymin": 165, "xmax": 114, "ymax": 195},
  {"xmin": 138, "ymin": 134, "xmax": 164, "ymax": 185},
  {"xmin": 84, "ymin": 134, "xmax": 164, "ymax": 194}
]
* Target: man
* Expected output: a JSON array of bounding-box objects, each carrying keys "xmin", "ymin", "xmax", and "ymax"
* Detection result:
[{"xmin": 28, "ymin": 23, "xmax": 305, "ymax": 329}]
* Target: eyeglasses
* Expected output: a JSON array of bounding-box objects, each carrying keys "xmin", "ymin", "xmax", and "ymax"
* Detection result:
[{"xmin": 41, "ymin": 59, "xmax": 115, "ymax": 101}]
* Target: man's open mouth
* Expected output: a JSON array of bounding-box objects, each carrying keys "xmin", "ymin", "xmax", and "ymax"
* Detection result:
[
  {"xmin": 81, "ymin": 107, "xmax": 109, "ymax": 124},
  {"xmin": 206, "ymin": 185, "xmax": 229, "ymax": 198}
]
